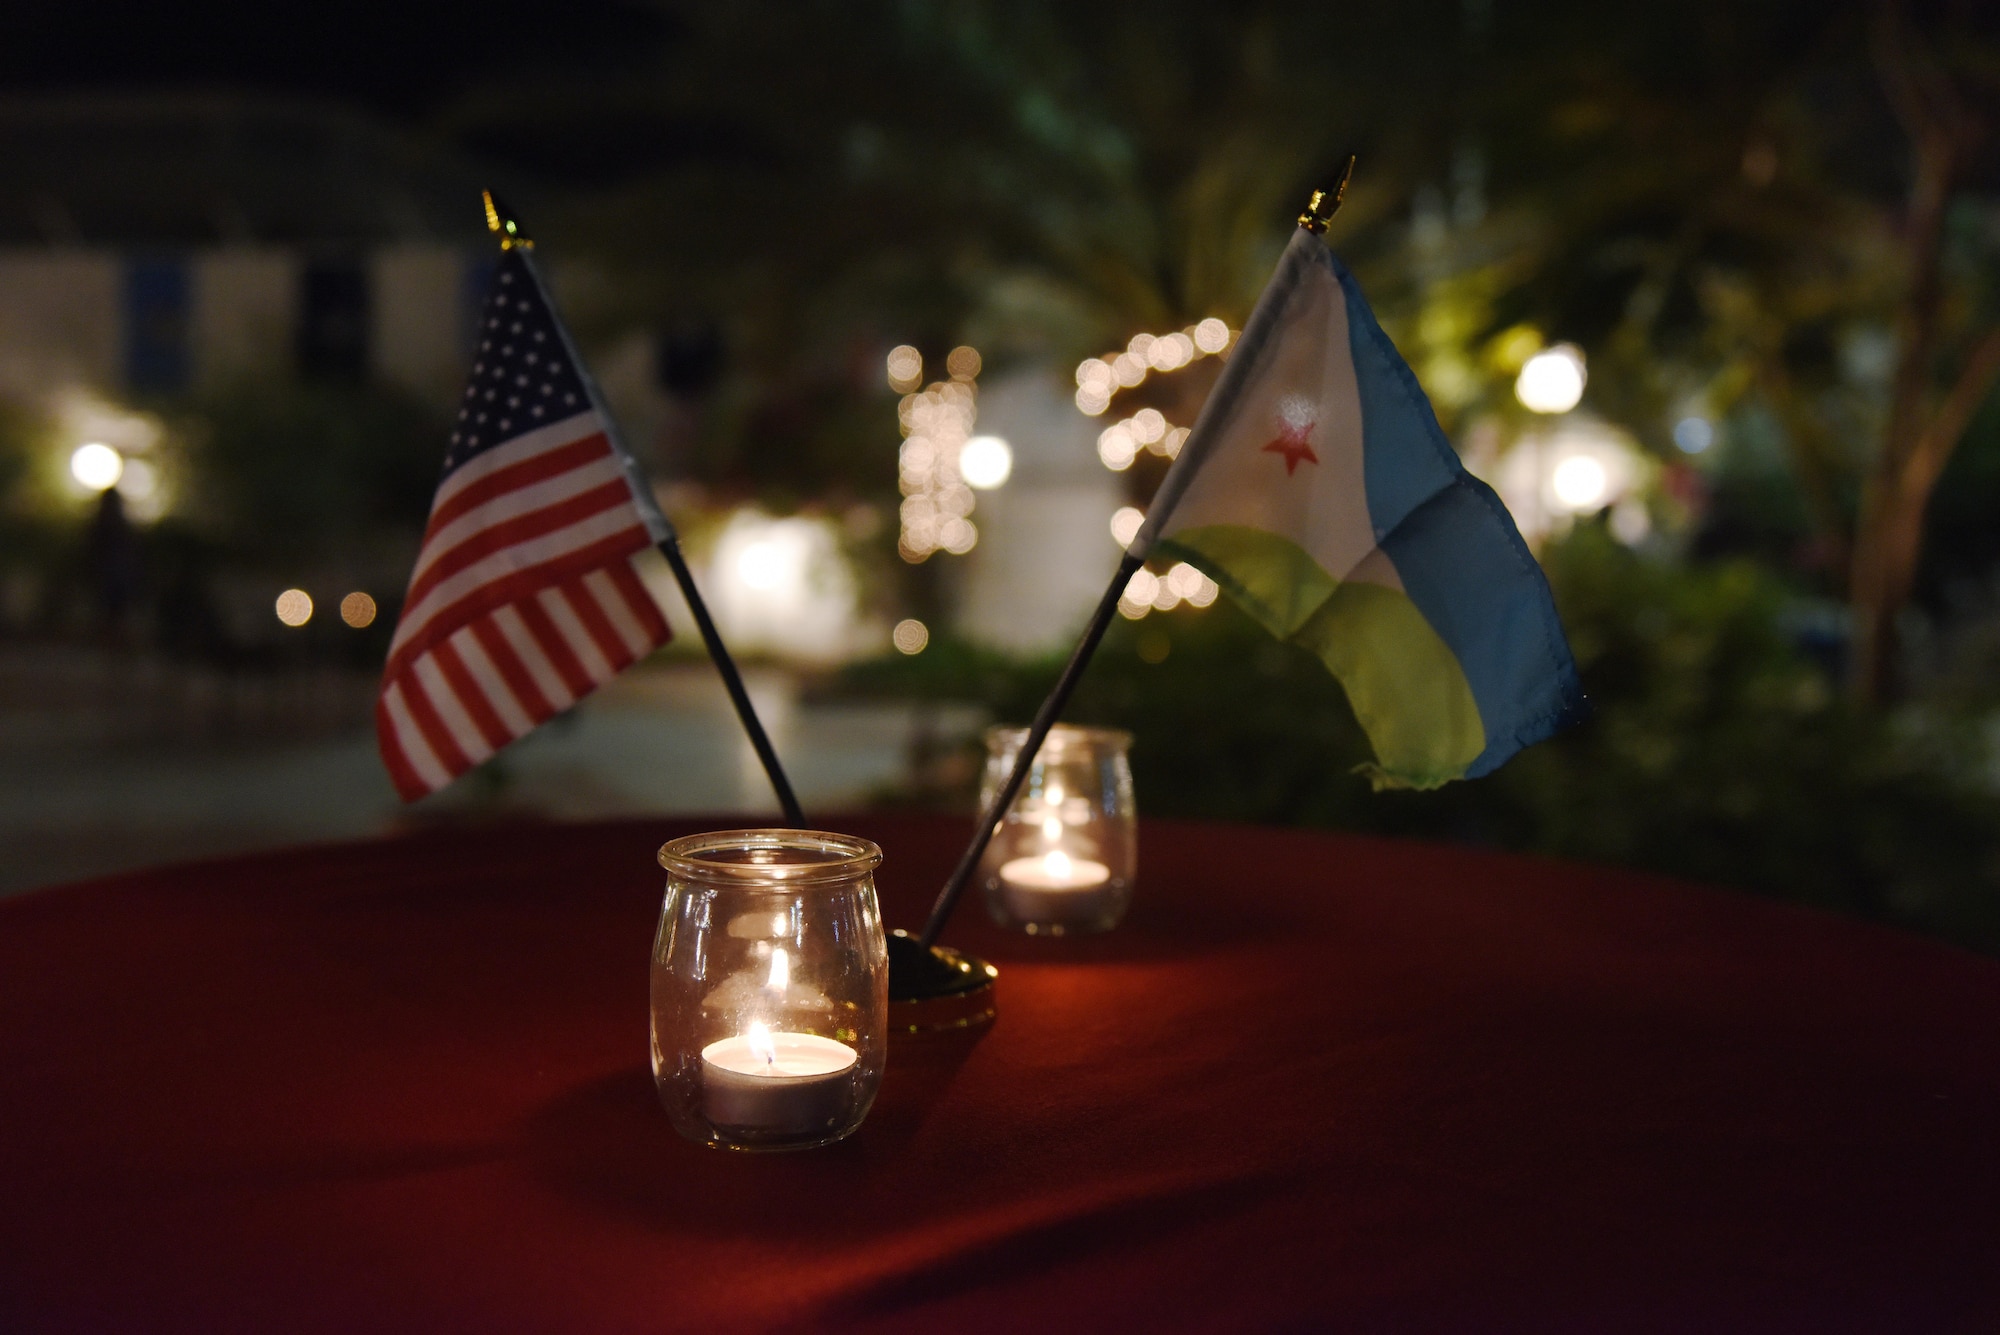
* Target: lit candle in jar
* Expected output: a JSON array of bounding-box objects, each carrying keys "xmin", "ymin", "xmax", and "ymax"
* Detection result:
[
  {"xmin": 996, "ymin": 814, "xmax": 1113, "ymax": 924},
  {"xmin": 699, "ymin": 948, "xmax": 858, "ymax": 1135},
  {"xmin": 700, "ymin": 1020, "xmax": 859, "ymax": 1135}
]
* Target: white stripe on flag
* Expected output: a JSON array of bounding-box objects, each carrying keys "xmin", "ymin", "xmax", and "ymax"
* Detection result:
[
  {"xmin": 538, "ymin": 586, "xmax": 616, "ymax": 684},
  {"xmin": 412, "ymin": 652, "xmax": 494, "ymax": 764},
  {"xmin": 429, "ymin": 411, "xmax": 603, "ymax": 513},
  {"xmin": 412, "ymin": 452, "xmax": 626, "ymax": 586},
  {"xmin": 583, "ymin": 567, "xmax": 652, "ymax": 659},
  {"xmin": 390, "ymin": 503, "xmax": 646, "ymax": 658},
  {"xmin": 449, "ymin": 625, "xmax": 535, "ymax": 738},
  {"xmin": 491, "ymin": 604, "xmax": 575, "ymax": 711},
  {"xmin": 628, "ymin": 545, "xmax": 681, "ymax": 623},
  {"xmin": 383, "ymin": 679, "xmax": 453, "ymax": 792}
]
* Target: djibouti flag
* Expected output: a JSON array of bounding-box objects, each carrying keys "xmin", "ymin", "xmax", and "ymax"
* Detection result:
[{"xmin": 1135, "ymin": 227, "xmax": 1585, "ymax": 789}]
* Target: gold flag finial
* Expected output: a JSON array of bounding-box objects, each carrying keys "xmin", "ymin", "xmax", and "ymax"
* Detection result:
[
  {"xmin": 1297, "ymin": 155, "xmax": 1356, "ymax": 234},
  {"xmin": 482, "ymin": 190, "xmax": 533, "ymax": 250}
]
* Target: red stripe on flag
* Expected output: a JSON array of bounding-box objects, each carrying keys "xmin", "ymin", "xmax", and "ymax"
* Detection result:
[
  {"xmin": 606, "ymin": 557, "xmax": 671, "ymax": 645},
  {"xmin": 471, "ymin": 615, "xmax": 554, "ymax": 722},
  {"xmin": 403, "ymin": 478, "xmax": 636, "ymax": 612},
  {"xmin": 432, "ymin": 637, "xmax": 514, "ymax": 752},
  {"xmin": 561, "ymin": 578, "xmax": 635, "ymax": 672},
  {"xmin": 384, "ymin": 523, "xmax": 652, "ymax": 681},
  {"xmin": 423, "ymin": 433, "xmax": 610, "ymax": 535},
  {"xmin": 400, "ymin": 666, "xmax": 473, "ymax": 779},
  {"xmin": 514, "ymin": 593, "xmax": 595, "ymax": 700},
  {"xmin": 376, "ymin": 693, "xmax": 430, "ymax": 802}
]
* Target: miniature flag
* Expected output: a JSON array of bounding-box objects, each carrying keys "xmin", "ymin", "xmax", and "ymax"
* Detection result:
[
  {"xmin": 1136, "ymin": 228, "xmax": 1584, "ymax": 788},
  {"xmin": 377, "ymin": 248, "xmax": 676, "ymax": 800}
]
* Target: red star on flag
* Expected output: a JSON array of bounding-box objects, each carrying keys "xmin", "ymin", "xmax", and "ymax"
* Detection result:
[{"xmin": 1262, "ymin": 397, "xmax": 1320, "ymax": 475}]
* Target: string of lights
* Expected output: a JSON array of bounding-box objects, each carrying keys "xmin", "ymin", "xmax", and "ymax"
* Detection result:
[{"xmin": 1074, "ymin": 323, "xmax": 1232, "ymax": 621}]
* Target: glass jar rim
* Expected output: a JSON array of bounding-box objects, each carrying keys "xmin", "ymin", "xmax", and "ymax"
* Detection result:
[
  {"xmin": 657, "ymin": 828, "xmax": 883, "ymax": 885},
  {"xmin": 984, "ymin": 723, "xmax": 1133, "ymax": 751}
]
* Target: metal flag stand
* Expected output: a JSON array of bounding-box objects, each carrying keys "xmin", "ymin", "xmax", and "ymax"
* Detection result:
[
  {"xmin": 885, "ymin": 161, "xmax": 1357, "ymax": 1008},
  {"xmin": 482, "ymin": 192, "xmax": 805, "ymax": 827}
]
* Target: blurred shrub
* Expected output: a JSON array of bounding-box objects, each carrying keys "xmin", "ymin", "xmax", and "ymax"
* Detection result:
[
  {"xmin": 180, "ymin": 379, "xmax": 443, "ymax": 562},
  {"xmin": 844, "ymin": 525, "xmax": 2000, "ymax": 953}
]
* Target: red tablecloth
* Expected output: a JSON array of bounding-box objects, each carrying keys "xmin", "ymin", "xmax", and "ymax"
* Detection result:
[{"xmin": 2, "ymin": 814, "xmax": 1997, "ymax": 1332}]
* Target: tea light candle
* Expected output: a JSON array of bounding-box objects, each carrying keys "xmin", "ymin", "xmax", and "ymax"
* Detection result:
[
  {"xmin": 700, "ymin": 1022, "xmax": 858, "ymax": 1134},
  {"xmin": 997, "ymin": 847, "xmax": 1113, "ymax": 924}
]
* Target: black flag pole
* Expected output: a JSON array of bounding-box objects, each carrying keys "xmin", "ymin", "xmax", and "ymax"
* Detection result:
[
  {"xmin": 907, "ymin": 158, "xmax": 1357, "ymax": 955},
  {"xmin": 915, "ymin": 550, "xmax": 1141, "ymax": 947},
  {"xmin": 482, "ymin": 192, "xmax": 806, "ymax": 827}
]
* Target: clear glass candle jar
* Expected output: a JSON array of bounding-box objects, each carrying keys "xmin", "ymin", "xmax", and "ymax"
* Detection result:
[
  {"xmin": 651, "ymin": 829, "xmax": 888, "ymax": 1151},
  {"xmin": 978, "ymin": 725, "xmax": 1136, "ymax": 935}
]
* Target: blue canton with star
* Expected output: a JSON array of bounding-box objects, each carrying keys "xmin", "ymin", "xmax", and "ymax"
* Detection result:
[{"xmin": 442, "ymin": 250, "xmax": 591, "ymax": 476}]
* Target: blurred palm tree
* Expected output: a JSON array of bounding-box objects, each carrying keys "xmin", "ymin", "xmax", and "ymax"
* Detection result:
[
  {"xmin": 439, "ymin": 1, "xmax": 1472, "ymax": 477},
  {"xmin": 443, "ymin": 0, "xmax": 2000, "ymax": 707},
  {"xmin": 1420, "ymin": 0, "xmax": 2000, "ymax": 704}
]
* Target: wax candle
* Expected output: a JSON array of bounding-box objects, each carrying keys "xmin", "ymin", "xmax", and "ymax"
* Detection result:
[
  {"xmin": 700, "ymin": 1022, "xmax": 858, "ymax": 1135},
  {"xmin": 978, "ymin": 725, "xmax": 1136, "ymax": 935},
  {"xmin": 996, "ymin": 847, "xmax": 1114, "ymax": 924}
]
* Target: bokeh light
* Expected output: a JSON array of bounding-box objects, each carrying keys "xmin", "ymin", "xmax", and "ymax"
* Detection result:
[
  {"xmin": 886, "ymin": 345, "xmax": 922, "ymax": 392},
  {"xmin": 737, "ymin": 539, "xmax": 786, "ymax": 590},
  {"xmin": 1119, "ymin": 568, "xmax": 1160, "ymax": 619},
  {"xmin": 1673, "ymin": 416, "xmax": 1714, "ymax": 453},
  {"xmin": 275, "ymin": 589, "xmax": 313, "ymax": 627},
  {"xmin": 940, "ymin": 517, "xmax": 977, "ymax": 554},
  {"xmin": 894, "ymin": 361, "xmax": 989, "ymax": 560},
  {"xmin": 114, "ymin": 457, "xmax": 157, "ymax": 502},
  {"xmin": 892, "ymin": 618, "xmax": 929, "ymax": 654},
  {"xmin": 1097, "ymin": 425, "xmax": 1137, "ymax": 470},
  {"xmin": 70, "ymin": 442, "xmax": 123, "ymax": 492},
  {"xmin": 959, "ymin": 435, "xmax": 1013, "ymax": 489},
  {"xmin": 1551, "ymin": 455, "xmax": 1610, "ymax": 511},
  {"xmin": 1075, "ymin": 321, "xmax": 1231, "ymax": 469},
  {"xmin": 339, "ymin": 592, "xmax": 377, "ymax": 628},
  {"xmin": 1515, "ymin": 345, "xmax": 1587, "ymax": 414},
  {"xmin": 1110, "ymin": 506, "xmax": 1145, "ymax": 548},
  {"xmin": 1149, "ymin": 332, "xmax": 1194, "ymax": 371}
]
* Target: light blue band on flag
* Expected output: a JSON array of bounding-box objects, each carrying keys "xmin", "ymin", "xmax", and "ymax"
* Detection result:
[{"xmin": 1332, "ymin": 254, "xmax": 1586, "ymax": 777}]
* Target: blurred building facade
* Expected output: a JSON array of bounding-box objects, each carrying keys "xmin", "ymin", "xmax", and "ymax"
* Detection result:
[
  {"xmin": 957, "ymin": 367, "xmax": 1123, "ymax": 654},
  {"xmin": 0, "ymin": 95, "xmax": 490, "ymax": 404},
  {"xmin": 0, "ymin": 242, "xmax": 480, "ymax": 403}
]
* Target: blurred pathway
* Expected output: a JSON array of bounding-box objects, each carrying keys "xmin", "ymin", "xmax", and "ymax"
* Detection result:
[{"xmin": 0, "ymin": 652, "xmax": 978, "ymax": 895}]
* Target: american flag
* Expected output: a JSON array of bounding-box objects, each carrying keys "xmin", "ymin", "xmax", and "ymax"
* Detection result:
[{"xmin": 377, "ymin": 247, "xmax": 674, "ymax": 801}]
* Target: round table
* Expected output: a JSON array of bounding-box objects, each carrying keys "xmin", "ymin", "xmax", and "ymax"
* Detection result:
[{"xmin": 2, "ymin": 814, "xmax": 1996, "ymax": 1332}]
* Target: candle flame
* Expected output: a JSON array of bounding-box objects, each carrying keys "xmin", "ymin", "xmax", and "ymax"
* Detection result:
[
  {"xmin": 746, "ymin": 1020, "xmax": 777, "ymax": 1071},
  {"xmin": 1045, "ymin": 849, "xmax": 1073, "ymax": 879},
  {"xmin": 1041, "ymin": 815, "xmax": 1064, "ymax": 844},
  {"xmin": 768, "ymin": 946, "xmax": 790, "ymax": 993}
]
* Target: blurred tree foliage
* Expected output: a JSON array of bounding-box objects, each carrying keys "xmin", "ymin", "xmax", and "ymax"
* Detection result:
[
  {"xmin": 0, "ymin": 380, "xmax": 443, "ymax": 656},
  {"xmin": 1434, "ymin": 3, "xmax": 2000, "ymax": 706},
  {"xmin": 449, "ymin": 0, "xmax": 2000, "ymax": 945},
  {"xmin": 845, "ymin": 524, "xmax": 2000, "ymax": 952},
  {"xmin": 449, "ymin": 0, "xmax": 2000, "ymax": 702},
  {"xmin": 175, "ymin": 380, "xmax": 442, "ymax": 563},
  {"xmin": 446, "ymin": 0, "xmax": 1458, "ymax": 489}
]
